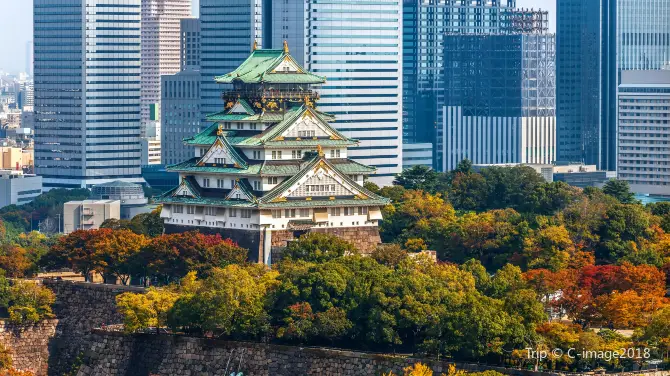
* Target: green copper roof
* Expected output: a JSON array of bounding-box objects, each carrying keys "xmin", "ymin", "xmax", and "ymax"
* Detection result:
[
  {"xmin": 237, "ymin": 105, "xmax": 355, "ymax": 147},
  {"xmin": 189, "ymin": 106, "xmax": 356, "ymax": 148},
  {"xmin": 196, "ymin": 135, "xmax": 249, "ymax": 169},
  {"xmin": 214, "ymin": 49, "xmax": 325, "ymax": 85},
  {"xmin": 205, "ymin": 112, "xmax": 285, "ymax": 123},
  {"xmin": 259, "ymin": 155, "xmax": 390, "ymax": 205},
  {"xmin": 167, "ymin": 157, "xmax": 376, "ymax": 176}
]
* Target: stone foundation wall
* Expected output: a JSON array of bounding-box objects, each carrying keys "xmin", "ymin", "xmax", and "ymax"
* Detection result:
[
  {"xmin": 42, "ymin": 280, "xmax": 145, "ymax": 376},
  {"xmin": 76, "ymin": 331, "xmax": 670, "ymax": 376},
  {"xmin": 0, "ymin": 319, "xmax": 58, "ymax": 376},
  {"xmin": 164, "ymin": 224, "xmax": 263, "ymax": 262},
  {"xmin": 270, "ymin": 226, "xmax": 382, "ymax": 254}
]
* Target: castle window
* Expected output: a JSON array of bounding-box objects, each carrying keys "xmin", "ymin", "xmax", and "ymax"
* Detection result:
[
  {"xmin": 344, "ymin": 207, "xmax": 354, "ymax": 216},
  {"xmin": 292, "ymin": 150, "xmax": 303, "ymax": 159},
  {"xmin": 187, "ymin": 206, "xmax": 195, "ymax": 214},
  {"xmin": 267, "ymin": 177, "xmax": 278, "ymax": 184},
  {"xmin": 298, "ymin": 130, "xmax": 315, "ymax": 138},
  {"xmin": 173, "ymin": 205, "xmax": 183, "ymax": 214},
  {"xmin": 215, "ymin": 158, "xmax": 226, "ymax": 165},
  {"xmin": 331, "ymin": 208, "xmax": 341, "ymax": 216},
  {"xmin": 203, "ymin": 178, "xmax": 210, "ymax": 188},
  {"xmin": 217, "ymin": 179, "xmax": 225, "ymax": 188},
  {"xmin": 272, "ymin": 150, "xmax": 282, "ymax": 159},
  {"xmin": 241, "ymin": 209, "xmax": 252, "ymax": 218},
  {"xmin": 237, "ymin": 123, "xmax": 243, "ymax": 130},
  {"xmin": 285, "ymin": 209, "xmax": 296, "ymax": 218},
  {"xmin": 253, "ymin": 181, "xmax": 261, "ymax": 190},
  {"xmin": 359, "ymin": 207, "xmax": 368, "ymax": 215},
  {"xmin": 204, "ymin": 207, "xmax": 216, "ymax": 216},
  {"xmin": 306, "ymin": 184, "xmax": 335, "ymax": 193},
  {"xmin": 272, "ymin": 210, "xmax": 282, "ymax": 218},
  {"xmin": 299, "ymin": 209, "xmax": 309, "ymax": 217},
  {"xmin": 253, "ymin": 150, "xmax": 261, "ymax": 159},
  {"xmin": 229, "ymin": 209, "xmax": 237, "ymax": 217}
]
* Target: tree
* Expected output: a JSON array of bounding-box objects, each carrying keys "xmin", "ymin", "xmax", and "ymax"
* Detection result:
[
  {"xmin": 371, "ymin": 244, "xmax": 408, "ymax": 267},
  {"xmin": 638, "ymin": 305, "xmax": 670, "ymax": 358},
  {"xmin": 46, "ymin": 229, "xmax": 112, "ymax": 281},
  {"xmin": 448, "ymin": 172, "xmax": 488, "ymax": 211},
  {"xmin": 167, "ymin": 264, "xmax": 278, "ymax": 338},
  {"xmin": 0, "ymin": 343, "xmax": 11, "ymax": 371},
  {"xmin": 281, "ymin": 232, "xmax": 356, "ymax": 263},
  {"xmin": 99, "ymin": 218, "xmax": 131, "ymax": 231},
  {"xmin": 523, "ymin": 225, "xmax": 576, "ymax": 272},
  {"xmin": 0, "ymin": 245, "xmax": 32, "ymax": 277},
  {"xmin": 602, "ymin": 179, "xmax": 636, "ymax": 204},
  {"xmin": 6, "ymin": 280, "xmax": 55, "ymax": 325},
  {"xmin": 394, "ymin": 165, "xmax": 443, "ymax": 193},
  {"xmin": 116, "ymin": 287, "xmax": 180, "ymax": 333},
  {"xmin": 128, "ymin": 209, "xmax": 164, "ymax": 237},
  {"xmin": 92, "ymin": 229, "xmax": 147, "ymax": 285}
]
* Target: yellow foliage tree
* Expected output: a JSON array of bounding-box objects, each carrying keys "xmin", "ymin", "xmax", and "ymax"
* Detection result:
[{"xmin": 116, "ymin": 287, "xmax": 180, "ymax": 333}]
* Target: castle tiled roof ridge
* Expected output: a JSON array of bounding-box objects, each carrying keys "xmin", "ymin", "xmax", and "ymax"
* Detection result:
[
  {"xmin": 214, "ymin": 48, "xmax": 325, "ymax": 84},
  {"xmin": 259, "ymin": 154, "xmax": 390, "ymax": 205},
  {"xmin": 166, "ymin": 157, "xmax": 377, "ymax": 176}
]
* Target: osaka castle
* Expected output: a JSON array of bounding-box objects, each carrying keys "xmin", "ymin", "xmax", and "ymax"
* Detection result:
[{"xmin": 157, "ymin": 42, "xmax": 390, "ymax": 264}]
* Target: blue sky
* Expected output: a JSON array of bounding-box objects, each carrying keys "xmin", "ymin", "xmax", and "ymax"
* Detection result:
[{"xmin": 0, "ymin": 0, "xmax": 555, "ymax": 75}]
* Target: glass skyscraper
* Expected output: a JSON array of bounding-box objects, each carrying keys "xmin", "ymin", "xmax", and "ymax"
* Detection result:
[
  {"xmin": 617, "ymin": 0, "xmax": 670, "ymax": 70},
  {"xmin": 556, "ymin": 0, "xmax": 618, "ymax": 171},
  {"xmin": 199, "ymin": 0, "xmax": 263, "ymax": 123},
  {"xmin": 442, "ymin": 33, "xmax": 556, "ymax": 171},
  {"xmin": 34, "ymin": 0, "xmax": 143, "ymax": 189},
  {"xmin": 402, "ymin": 0, "xmax": 550, "ymax": 170},
  {"xmin": 272, "ymin": 0, "xmax": 403, "ymax": 185}
]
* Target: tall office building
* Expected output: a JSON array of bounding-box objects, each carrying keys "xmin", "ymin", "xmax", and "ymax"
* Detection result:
[
  {"xmin": 403, "ymin": 0, "xmax": 549, "ymax": 170},
  {"xmin": 34, "ymin": 0, "xmax": 143, "ymax": 189},
  {"xmin": 556, "ymin": 0, "xmax": 616, "ymax": 171},
  {"xmin": 161, "ymin": 18, "xmax": 201, "ymax": 166},
  {"xmin": 180, "ymin": 18, "xmax": 200, "ymax": 71},
  {"xmin": 442, "ymin": 33, "xmax": 556, "ymax": 171},
  {"xmin": 140, "ymin": 0, "xmax": 191, "ymax": 147},
  {"xmin": 618, "ymin": 69, "xmax": 670, "ymax": 196},
  {"xmin": 617, "ymin": 0, "xmax": 670, "ymax": 71},
  {"xmin": 272, "ymin": 0, "xmax": 403, "ymax": 185},
  {"xmin": 199, "ymin": 0, "xmax": 263, "ymax": 125}
]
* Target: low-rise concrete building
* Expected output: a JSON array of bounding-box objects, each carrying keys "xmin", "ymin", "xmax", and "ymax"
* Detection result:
[
  {"xmin": 0, "ymin": 169, "xmax": 43, "ymax": 209},
  {"xmin": 63, "ymin": 200, "xmax": 121, "ymax": 234},
  {"xmin": 473, "ymin": 163, "xmax": 614, "ymax": 188}
]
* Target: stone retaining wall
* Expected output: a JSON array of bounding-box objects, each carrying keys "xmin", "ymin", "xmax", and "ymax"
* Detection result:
[
  {"xmin": 75, "ymin": 331, "xmax": 670, "ymax": 376},
  {"xmin": 0, "ymin": 319, "xmax": 58, "ymax": 376},
  {"xmin": 42, "ymin": 280, "xmax": 145, "ymax": 376}
]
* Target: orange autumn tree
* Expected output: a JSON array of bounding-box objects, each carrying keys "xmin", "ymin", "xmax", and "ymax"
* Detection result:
[
  {"xmin": 92, "ymin": 229, "xmax": 148, "ymax": 285},
  {"xmin": 48, "ymin": 229, "xmax": 112, "ymax": 281}
]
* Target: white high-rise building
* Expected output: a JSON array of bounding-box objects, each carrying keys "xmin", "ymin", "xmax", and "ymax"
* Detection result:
[
  {"xmin": 140, "ymin": 0, "xmax": 192, "ymax": 163},
  {"xmin": 618, "ymin": 70, "xmax": 670, "ymax": 196},
  {"xmin": 271, "ymin": 0, "xmax": 403, "ymax": 185},
  {"xmin": 34, "ymin": 0, "xmax": 144, "ymax": 189}
]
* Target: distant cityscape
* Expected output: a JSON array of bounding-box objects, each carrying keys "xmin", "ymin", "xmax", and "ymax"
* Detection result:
[{"xmin": 1, "ymin": 0, "xmax": 669, "ymax": 211}]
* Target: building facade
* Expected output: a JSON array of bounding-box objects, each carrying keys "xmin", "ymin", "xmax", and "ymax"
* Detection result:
[
  {"xmin": 158, "ymin": 46, "xmax": 389, "ymax": 263},
  {"xmin": 617, "ymin": 0, "xmax": 670, "ymax": 71},
  {"xmin": 199, "ymin": 0, "xmax": 263, "ymax": 125},
  {"xmin": 271, "ymin": 0, "xmax": 403, "ymax": 185},
  {"xmin": 556, "ymin": 0, "xmax": 617, "ymax": 171},
  {"xmin": 180, "ymin": 18, "xmax": 200, "ymax": 71},
  {"xmin": 618, "ymin": 70, "xmax": 670, "ymax": 196},
  {"xmin": 34, "ymin": 0, "xmax": 144, "ymax": 189},
  {"xmin": 140, "ymin": 0, "xmax": 192, "ymax": 164},
  {"xmin": 161, "ymin": 70, "xmax": 201, "ymax": 166},
  {"xmin": 63, "ymin": 200, "xmax": 121, "ymax": 234},
  {"xmin": 0, "ymin": 170, "xmax": 42, "ymax": 209},
  {"xmin": 402, "ymin": 143, "xmax": 433, "ymax": 169},
  {"xmin": 442, "ymin": 34, "xmax": 556, "ymax": 171}
]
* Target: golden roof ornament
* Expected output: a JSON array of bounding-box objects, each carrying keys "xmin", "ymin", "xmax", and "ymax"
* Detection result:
[
  {"xmin": 217, "ymin": 124, "xmax": 224, "ymax": 136},
  {"xmin": 317, "ymin": 144, "xmax": 324, "ymax": 157},
  {"xmin": 283, "ymin": 40, "xmax": 289, "ymax": 53},
  {"xmin": 303, "ymin": 95, "xmax": 313, "ymax": 107},
  {"xmin": 252, "ymin": 40, "xmax": 258, "ymax": 51}
]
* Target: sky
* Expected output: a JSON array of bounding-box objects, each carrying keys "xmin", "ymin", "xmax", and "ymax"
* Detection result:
[{"xmin": 0, "ymin": 0, "xmax": 555, "ymax": 75}]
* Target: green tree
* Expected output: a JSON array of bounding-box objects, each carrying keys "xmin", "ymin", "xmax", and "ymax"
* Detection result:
[
  {"xmin": 6, "ymin": 280, "xmax": 55, "ymax": 324},
  {"xmin": 394, "ymin": 165, "xmax": 443, "ymax": 193},
  {"xmin": 281, "ymin": 232, "xmax": 356, "ymax": 263},
  {"xmin": 523, "ymin": 225, "xmax": 576, "ymax": 272},
  {"xmin": 602, "ymin": 179, "xmax": 636, "ymax": 204},
  {"xmin": 371, "ymin": 244, "xmax": 408, "ymax": 267},
  {"xmin": 116, "ymin": 287, "xmax": 180, "ymax": 333}
]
